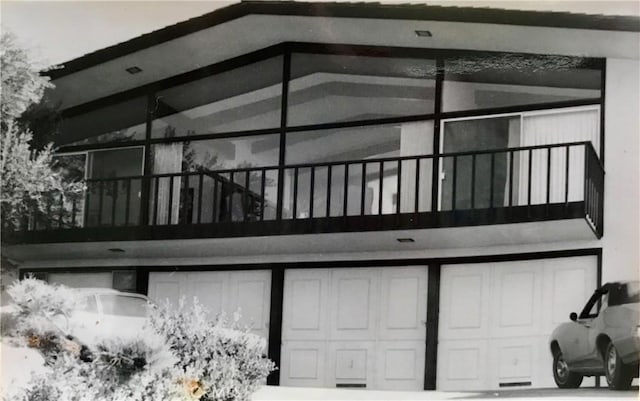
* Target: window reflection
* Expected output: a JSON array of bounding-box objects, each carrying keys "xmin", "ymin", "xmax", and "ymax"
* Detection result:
[
  {"xmin": 59, "ymin": 97, "xmax": 147, "ymax": 146},
  {"xmin": 86, "ymin": 148, "xmax": 144, "ymax": 227},
  {"xmin": 288, "ymin": 53, "xmax": 436, "ymax": 126},
  {"xmin": 151, "ymin": 56, "xmax": 283, "ymax": 138},
  {"xmin": 443, "ymin": 55, "xmax": 601, "ymax": 112},
  {"xmin": 149, "ymin": 135, "xmax": 280, "ymax": 225},
  {"xmin": 283, "ymin": 122, "xmax": 434, "ymax": 218}
]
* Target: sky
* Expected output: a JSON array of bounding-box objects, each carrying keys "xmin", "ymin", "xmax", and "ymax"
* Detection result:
[{"xmin": 1, "ymin": 0, "xmax": 639, "ymax": 67}]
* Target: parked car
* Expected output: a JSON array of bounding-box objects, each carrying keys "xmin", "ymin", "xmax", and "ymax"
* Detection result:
[
  {"xmin": 549, "ymin": 281, "xmax": 640, "ymax": 390},
  {"xmin": 58, "ymin": 288, "xmax": 153, "ymax": 346}
]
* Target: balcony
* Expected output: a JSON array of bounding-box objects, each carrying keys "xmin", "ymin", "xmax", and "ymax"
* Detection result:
[{"xmin": 13, "ymin": 142, "xmax": 603, "ymax": 245}]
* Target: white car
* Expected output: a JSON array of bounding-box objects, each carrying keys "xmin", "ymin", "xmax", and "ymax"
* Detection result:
[{"xmin": 62, "ymin": 288, "xmax": 153, "ymax": 346}]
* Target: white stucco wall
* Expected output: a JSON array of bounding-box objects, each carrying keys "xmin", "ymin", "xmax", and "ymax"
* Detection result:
[{"xmin": 600, "ymin": 57, "xmax": 640, "ymax": 283}]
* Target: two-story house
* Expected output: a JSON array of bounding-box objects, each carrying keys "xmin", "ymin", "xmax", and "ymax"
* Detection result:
[{"xmin": 5, "ymin": 1, "xmax": 639, "ymax": 392}]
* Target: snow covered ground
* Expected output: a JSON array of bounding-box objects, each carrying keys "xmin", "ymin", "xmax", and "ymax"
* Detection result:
[
  {"xmin": 250, "ymin": 385, "xmax": 639, "ymax": 400},
  {"xmin": 0, "ymin": 338, "xmax": 48, "ymax": 397},
  {"xmin": 2, "ymin": 339, "xmax": 637, "ymax": 401},
  {"xmin": 251, "ymin": 386, "xmax": 471, "ymax": 400}
]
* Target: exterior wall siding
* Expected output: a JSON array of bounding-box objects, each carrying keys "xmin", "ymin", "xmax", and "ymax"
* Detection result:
[{"xmin": 601, "ymin": 58, "xmax": 640, "ymax": 283}]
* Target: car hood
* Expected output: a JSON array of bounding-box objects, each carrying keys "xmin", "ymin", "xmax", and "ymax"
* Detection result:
[{"xmin": 68, "ymin": 312, "xmax": 149, "ymax": 347}]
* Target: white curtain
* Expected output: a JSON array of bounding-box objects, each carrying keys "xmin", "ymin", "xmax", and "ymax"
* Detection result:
[
  {"xmin": 518, "ymin": 108, "xmax": 599, "ymax": 205},
  {"xmin": 151, "ymin": 143, "xmax": 183, "ymax": 225}
]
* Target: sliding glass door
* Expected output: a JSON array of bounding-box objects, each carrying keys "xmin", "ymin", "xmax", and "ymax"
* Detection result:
[
  {"xmin": 86, "ymin": 147, "xmax": 144, "ymax": 227},
  {"xmin": 439, "ymin": 106, "xmax": 600, "ymax": 211},
  {"xmin": 439, "ymin": 116, "xmax": 520, "ymax": 211}
]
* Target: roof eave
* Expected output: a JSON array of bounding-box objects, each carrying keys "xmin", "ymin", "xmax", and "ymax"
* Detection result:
[{"xmin": 46, "ymin": 0, "xmax": 640, "ymax": 80}]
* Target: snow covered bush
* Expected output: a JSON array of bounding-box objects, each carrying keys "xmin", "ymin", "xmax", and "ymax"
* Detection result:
[
  {"xmin": 8, "ymin": 333, "xmax": 186, "ymax": 401},
  {"xmin": 4, "ymin": 279, "xmax": 274, "ymax": 401},
  {"xmin": 150, "ymin": 298, "xmax": 275, "ymax": 401},
  {"xmin": 6, "ymin": 277, "xmax": 80, "ymax": 360},
  {"xmin": 7, "ymin": 276, "xmax": 78, "ymax": 324}
]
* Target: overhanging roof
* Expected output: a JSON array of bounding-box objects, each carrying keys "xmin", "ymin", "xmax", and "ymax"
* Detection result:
[{"xmin": 48, "ymin": 0, "xmax": 640, "ymax": 80}]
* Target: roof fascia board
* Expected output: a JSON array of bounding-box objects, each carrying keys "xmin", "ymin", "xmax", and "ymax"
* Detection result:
[{"xmin": 47, "ymin": 1, "xmax": 640, "ymax": 80}]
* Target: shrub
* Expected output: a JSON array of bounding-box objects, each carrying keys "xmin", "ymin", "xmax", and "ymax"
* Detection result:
[
  {"xmin": 9, "ymin": 335, "xmax": 184, "ymax": 401},
  {"xmin": 7, "ymin": 277, "xmax": 77, "ymax": 320},
  {"xmin": 150, "ymin": 298, "xmax": 275, "ymax": 401},
  {"xmin": 4, "ymin": 280, "xmax": 275, "ymax": 401},
  {"xmin": 6, "ymin": 277, "xmax": 80, "ymax": 361}
]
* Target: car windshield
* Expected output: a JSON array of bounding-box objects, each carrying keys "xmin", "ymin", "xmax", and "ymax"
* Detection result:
[
  {"xmin": 607, "ymin": 282, "xmax": 640, "ymax": 306},
  {"xmin": 78, "ymin": 295, "xmax": 98, "ymax": 313},
  {"xmin": 99, "ymin": 295, "xmax": 149, "ymax": 317}
]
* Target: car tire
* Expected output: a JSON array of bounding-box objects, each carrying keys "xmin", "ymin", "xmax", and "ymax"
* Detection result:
[
  {"xmin": 604, "ymin": 342, "xmax": 634, "ymax": 390},
  {"xmin": 553, "ymin": 351, "xmax": 583, "ymax": 388}
]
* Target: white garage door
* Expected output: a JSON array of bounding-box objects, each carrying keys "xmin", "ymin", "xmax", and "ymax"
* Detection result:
[
  {"xmin": 437, "ymin": 256, "xmax": 597, "ymax": 391},
  {"xmin": 281, "ymin": 266, "xmax": 428, "ymax": 390},
  {"xmin": 148, "ymin": 270, "xmax": 271, "ymax": 341},
  {"xmin": 48, "ymin": 272, "xmax": 112, "ymax": 288}
]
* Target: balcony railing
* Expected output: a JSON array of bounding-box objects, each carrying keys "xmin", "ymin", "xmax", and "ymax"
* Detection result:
[{"xmin": 19, "ymin": 141, "xmax": 604, "ymax": 241}]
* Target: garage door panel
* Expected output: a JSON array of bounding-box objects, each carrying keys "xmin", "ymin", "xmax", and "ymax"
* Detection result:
[
  {"xmin": 148, "ymin": 270, "xmax": 271, "ymax": 342},
  {"xmin": 336, "ymin": 279, "xmax": 370, "ymax": 329},
  {"xmin": 497, "ymin": 270, "xmax": 536, "ymax": 328},
  {"xmin": 331, "ymin": 269, "xmax": 377, "ymax": 341},
  {"xmin": 230, "ymin": 270, "xmax": 271, "ymax": 338},
  {"xmin": 439, "ymin": 256, "xmax": 597, "ymax": 391},
  {"xmin": 281, "ymin": 341, "xmax": 326, "ymax": 387},
  {"xmin": 379, "ymin": 267, "xmax": 428, "ymax": 340},
  {"xmin": 283, "ymin": 267, "xmax": 428, "ymax": 391},
  {"xmin": 148, "ymin": 272, "xmax": 185, "ymax": 306},
  {"xmin": 490, "ymin": 337, "xmax": 536, "ymax": 389},
  {"xmin": 376, "ymin": 341, "xmax": 425, "ymax": 390},
  {"xmin": 543, "ymin": 257, "xmax": 597, "ymax": 333},
  {"xmin": 437, "ymin": 339, "xmax": 488, "ymax": 390},
  {"xmin": 235, "ymin": 280, "xmax": 267, "ymax": 325},
  {"xmin": 492, "ymin": 262, "xmax": 543, "ymax": 338},
  {"xmin": 328, "ymin": 341, "xmax": 375, "ymax": 388},
  {"xmin": 189, "ymin": 273, "xmax": 226, "ymax": 319},
  {"xmin": 283, "ymin": 269, "xmax": 330, "ymax": 341},
  {"xmin": 439, "ymin": 266, "xmax": 490, "ymax": 340}
]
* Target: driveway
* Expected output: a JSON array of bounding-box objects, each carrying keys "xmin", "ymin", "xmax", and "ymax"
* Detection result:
[{"xmin": 251, "ymin": 385, "xmax": 639, "ymax": 400}]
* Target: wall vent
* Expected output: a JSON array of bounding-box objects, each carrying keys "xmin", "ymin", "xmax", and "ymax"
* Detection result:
[{"xmin": 499, "ymin": 381, "xmax": 532, "ymax": 387}]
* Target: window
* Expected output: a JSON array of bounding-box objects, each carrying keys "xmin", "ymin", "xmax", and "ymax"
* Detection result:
[
  {"xmin": 285, "ymin": 122, "xmax": 433, "ymax": 165},
  {"xmin": 46, "ymin": 46, "xmax": 605, "ymax": 232},
  {"xmin": 79, "ymin": 295, "xmax": 98, "ymax": 313},
  {"xmin": 607, "ymin": 282, "xmax": 640, "ymax": 306},
  {"xmin": 580, "ymin": 289, "xmax": 607, "ymax": 319},
  {"xmin": 99, "ymin": 295, "xmax": 149, "ymax": 317},
  {"xmin": 53, "ymin": 153, "xmax": 87, "ymax": 181},
  {"xmin": 440, "ymin": 116, "xmax": 520, "ymax": 210},
  {"xmin": 85, "ymin": 147, "xmax": 144, "ymax": 227},
  {"xmin": 283, "ymin": 121, "xmax": 434, "ymax": 218},
  {"xmin": 443, "ymin": 54, "xmax": 601, "ymax": 112},
  {"xmin": 112, "ymin": 271, "xmax": 137, "ymax": 293},
  {"xmin": 25, "ymin": 272, "xmax": 48, "ymax": 281},
  {"xmin": 149, "ymin": 135, "xmax": 280, "ymax": 224},
  {"xmin": 288, "ymin": 53, "xmax": 436, "ymax": 126},
  {"xmin": 59, "ymin": 97, "xmax": 147, "ymax": 146},
  {"xmin": 151, "ymin": 56, "xmax": 283, "ymax": 138},
  {"xmin": 50, "ymin": 153, "xmax": 87, "ymax": 228}
]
